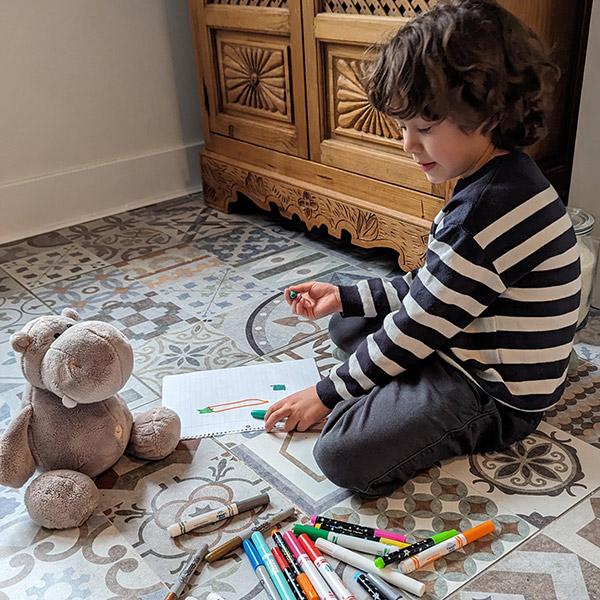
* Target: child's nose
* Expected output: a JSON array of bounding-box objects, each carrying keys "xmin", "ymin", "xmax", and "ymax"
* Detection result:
[{"xmin": 402, "ymin": 130, "xmax": 420, "ymax": 153}]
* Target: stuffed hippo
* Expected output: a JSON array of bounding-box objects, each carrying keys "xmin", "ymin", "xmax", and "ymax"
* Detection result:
[{"xmin": 0, "ymin": 308, "xmax": 181, "ymax": 529}]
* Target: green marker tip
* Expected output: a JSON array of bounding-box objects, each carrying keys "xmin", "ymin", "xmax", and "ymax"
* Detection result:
[
  {"xmin": 251, "ymin": 409, "xmax": 267, "ymax": 419},
  {"xmin": 373, "ymin": 557, "xmax": 385, "ymax": 569}
]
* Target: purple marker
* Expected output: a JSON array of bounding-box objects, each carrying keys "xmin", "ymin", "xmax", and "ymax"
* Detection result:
[{"xmin": 310, "ymin": 516, "xmax": 406, "ymax": 544}]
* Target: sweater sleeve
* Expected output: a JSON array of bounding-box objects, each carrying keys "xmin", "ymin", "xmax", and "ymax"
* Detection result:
[
  {"xmin": 337, "ymin": 267, "xmax": 420, "ymax": 318},
  {"xmin": 317, "ymin": 225, "xmax": 506, "ymax": 408}
]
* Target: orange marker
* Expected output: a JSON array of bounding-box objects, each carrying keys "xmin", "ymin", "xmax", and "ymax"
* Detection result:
[
  {"xmin": 399, "ymin": 520, "xmax": 495, "ymax": 574},
  {"xmin": 271, "ymin": 529, "xmax": 319, "ymax": 600}
]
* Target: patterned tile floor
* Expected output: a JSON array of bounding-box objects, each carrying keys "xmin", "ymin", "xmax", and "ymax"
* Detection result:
[{"xmin": 1, "ymin": 192, "xmax": 599, "ymax": 600}]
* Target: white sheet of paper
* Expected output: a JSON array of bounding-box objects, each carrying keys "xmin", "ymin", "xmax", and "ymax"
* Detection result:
[{"xmin": 162, "ymin": 358, "xmax": 321, "ymax": 438}]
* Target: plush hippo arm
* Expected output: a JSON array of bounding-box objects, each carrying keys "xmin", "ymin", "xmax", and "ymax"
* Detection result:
[{"xmin": 0, "ymin": 403, "xmax": 36, "ymax": 488}]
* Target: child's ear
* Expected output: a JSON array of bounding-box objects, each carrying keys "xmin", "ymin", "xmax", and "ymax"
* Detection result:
[{"xmin": 10, "ymin": 332, "xmax": 32, "ymax": 354}]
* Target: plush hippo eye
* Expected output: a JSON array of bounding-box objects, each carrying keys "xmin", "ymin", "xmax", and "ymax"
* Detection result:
[
  {"xmin": 53, "ymin": 332, "xmax": 61, "ymax": 339},
  {"xmin": 66, "ymin": 324, "xmax": 72, "ymax": 328}
]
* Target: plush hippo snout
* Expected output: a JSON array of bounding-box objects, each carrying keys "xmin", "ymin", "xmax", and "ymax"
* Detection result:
[{"xmin": 41, "ymin": 321, "xmax": 134, "ymax": 408}]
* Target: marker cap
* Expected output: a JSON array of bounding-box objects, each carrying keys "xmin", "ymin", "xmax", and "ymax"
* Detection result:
[
  {"xmin": 251, "ymin": 410, "xmax": 267, "ymax": 419},
  {"xmin": 238, "ymin": 493, "xmax": 270, "ymax": 514},
  {"xmin": 272, "ymin": 546, "xmax": 290, "ymax": 570},
  {"xmin": 297, "ymin": 533, "xmax": 322, "ymax": 562},
  {"xmin": 282, "ymin": 531, "xmax": 304, "ymax": 559},
  {"xmin": 463, "ymin": 520, "xmax": 495, "ymax": 543},
  {"xmin": 243, "ymin": 538, "xmax": 263, "ymax": 570},
  {"xmin": 431, "ymin": 530, "xmax": 458, "ymax": 544},
  {"xmin": 293, "ymin": 524, "xmax": 329, "ymax": 541}
]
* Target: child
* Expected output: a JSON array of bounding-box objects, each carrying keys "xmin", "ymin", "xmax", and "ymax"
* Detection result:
[{"xmin": 264, "ymin": 0, "xmax": 581, "ymax": 496}]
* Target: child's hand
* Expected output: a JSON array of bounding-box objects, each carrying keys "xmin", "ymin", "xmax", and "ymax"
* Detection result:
[
  {"xmin": 285, "ymin": 282, "xmax": 342, "ymax": 320},
  {"xmin": 264, "ymin": 385, "xmax": 331, "ymax": 433}
]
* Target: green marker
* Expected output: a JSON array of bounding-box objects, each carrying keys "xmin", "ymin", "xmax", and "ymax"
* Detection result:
[
  {"xmin": 373, "ymin": 529, "xmax": 458, "ymax": 567},
  {"xmin": 251, "ymin": 410, "xmax": 267, "ymax": 419}
]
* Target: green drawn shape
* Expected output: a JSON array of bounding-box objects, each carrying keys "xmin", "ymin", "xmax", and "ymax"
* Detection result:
[
  {"xmin": 271, "ymin": 384, "xmax": 286, "ymax": 391},
  {"xmin": 197, "ymin": 407, "xmax": 214, "ymax": 414}
]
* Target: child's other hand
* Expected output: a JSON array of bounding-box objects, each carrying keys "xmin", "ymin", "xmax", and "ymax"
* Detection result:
[
  {"xmin": 285, "ymin": 282, "xmax": 342, "ymax": 320},
  {"xmin": 264, "ymin": 385, "xmax": 331, "ymax": 433}
]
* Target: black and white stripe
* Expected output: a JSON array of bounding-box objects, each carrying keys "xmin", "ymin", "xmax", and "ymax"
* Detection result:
[{"xmin": 317, "ymin": 152, "xmax": 581, "ymax": 412}]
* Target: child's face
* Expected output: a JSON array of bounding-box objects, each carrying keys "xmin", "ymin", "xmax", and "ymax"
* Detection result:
[{"xmin": 398, "ymin": 117, "xmax": 495, "ymax": 184}]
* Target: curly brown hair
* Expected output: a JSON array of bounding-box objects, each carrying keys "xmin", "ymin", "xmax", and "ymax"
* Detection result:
[{"xmin": 363, "ymin": 0, "xmax": 559, "ymax": 150}]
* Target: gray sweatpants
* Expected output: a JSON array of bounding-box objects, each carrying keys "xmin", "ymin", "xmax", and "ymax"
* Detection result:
[{"xmin": 313, "ymin": 313, "xmax": 543, "ymax": 496}]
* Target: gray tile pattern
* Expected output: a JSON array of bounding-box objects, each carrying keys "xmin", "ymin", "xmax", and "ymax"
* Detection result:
[{"xmin": 1, "ymin": 192, "xmax": 599, "ymax": 600}]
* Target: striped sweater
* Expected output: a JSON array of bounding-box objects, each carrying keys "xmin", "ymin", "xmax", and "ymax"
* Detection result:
[{"xmin": 316, "ymin": 152, "xmax": 581, "ymax": 412}]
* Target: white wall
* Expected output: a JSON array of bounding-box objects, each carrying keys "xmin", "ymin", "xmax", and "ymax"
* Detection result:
[
  {"xmin": 570, "ymin": 0, "xmax": 600, "ymax": 305},
  {"xmin": 0, "ymin": 0, "xmax": 204, "ymax": 244}
]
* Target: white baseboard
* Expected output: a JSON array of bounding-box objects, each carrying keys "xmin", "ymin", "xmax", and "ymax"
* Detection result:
[{"xmin": 0, "ymin": 143, "xmax": 204, "ymax": 244}]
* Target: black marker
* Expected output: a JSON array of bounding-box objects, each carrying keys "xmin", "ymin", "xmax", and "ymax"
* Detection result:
[
  {"xmin": 373, "ymin": 530, "xmax": 457, "ymax": 567},
  {"xmin": 354, "ymin": 572, "xmax": 386, "ymax": 600}
]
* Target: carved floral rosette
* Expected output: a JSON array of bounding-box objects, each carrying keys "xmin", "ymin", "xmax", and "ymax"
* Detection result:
[{"xmin": 200, "ymin": 153, "xmax": 428, "ymax": 270}]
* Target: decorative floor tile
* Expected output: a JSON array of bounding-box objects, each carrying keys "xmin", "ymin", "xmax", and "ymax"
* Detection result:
[
  {"xmin": 0, "ymin": 515, "xmax": 167, "ymax": 600},
  {"xmin": 114, "ymin": 243, "xmax": 214, "ymax": 280},
  {"xmin": 191, "ymin": 223, "xmax": 299, "ymax": 266},
  {"xmin": 267, "ymin": 330, "xmax": 342, "ymax": 379},
  {"xmin": 575, "ymin": 342, "xmax": 600, "ymax": 368},
  {"xmin": 135, "ymin": 194, "xmax": 262, "ymax": 243},
  {"xmin": 446, "ymin": 532, "xmax": 600, "ymax": 600},
  {"xmin": 0, "ymin": 269, "xmax": 26, "ymax": 297},
  {"xmin": 1, "ymin": 243, "xmax": 110, "ymax": 289},
  {"xmin": 0, "ymin": 289, "xmax": 50, "ymax": 339},
  {"xmin": 243, "ymin": 245, "xmax": 351, "ymax": 289},
  {"xmin": 120, "ymin": 374, "xmax": 162, "ymax": 414},
  {"xmin": 102, "ymin": 437, "xmax": 301, "ymax": 599},
  {"xmin": 59, "ymin": 213, "xmax": 181, "ymax": 264},
  {"xmin": 3, "ymin": 195, "xmax": 600, "ymax": 598},
  {"xmin": 318, "ymin": 466, "xmax": 534, "ymax": 600},
  {"xmin": 544, "ymin": 359, "xmax": 600, "ymax": 448},
  {"xmin": 0, "ymin": 231, "xmax": 71, "ymax": 264},
  {"xmin": 230, "ymin": 422, "xmax": 352, "ymax": 515},
  {"xmin": 441, "ymin": 421, "xmax": 600, "ymax": 528},
  {"xmin": 131, "ymin": 320, "xmax": 255, "ymax": 395},
  {"xmin": 205, "ymin": 292, "xmax": 328, "ymax": 356},
  {"xmin": 543, "ymin": 487, "xmax": 600, "ymax": 569},
  {"xmin": 35, "ymin": 267, "xmax": 200, "ymax": 341},
  {"xmin": 138, "ymin": 256, "xmax": 282, "ymax": 320}
]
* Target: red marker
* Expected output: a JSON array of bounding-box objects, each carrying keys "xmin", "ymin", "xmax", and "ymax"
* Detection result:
[
  {"xmin": 298, "ymin": 533, "xmax": 355, "ymax": 600},
  {"xmin": 272, "ymin": 546, "xmax": 306, "ymax": 600}
]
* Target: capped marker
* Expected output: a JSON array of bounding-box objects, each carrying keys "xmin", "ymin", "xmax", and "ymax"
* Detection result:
[
  {"xmin": 272, "ymin": 546, "xmax": 306, "ymax": 600},
  {"xmin": 252, "ymin": 531, "xmax": 297, "ymax": 600},
  {"xmin": 364, "ymin": 572, "xmax": 404, "ymax": 600},
  {"xmin": 398, "ymin": 521, "xmax": 495, "ymax": 575},
  {"xmin": 373, "ymin": 530, "xmax": 457, "ymax": 567},
  {"xmin": 243, "ymin": 538, "xmax": 281, "ymax": 600},
  {"xmin": 314, "ymin": 538, "xmax": 425, "ymax": 598},
  {"xmin": 311, "ymin": 516, "xmax": 406, "ymax": 544},
  {"xmin": 272, "ymin": 529, "xmax": 319, "ymax": 600},
  {"xmin": 294, "ymin": 524, "xmax": 397, "ymax": 557},
  {"xmin": 297, "ymin": 533, "xmax": 356, "ymax": 600},
  {"xmin": 354, "ymin": 572, "xmax": 386, "ymax": 600},
  {"xmin": 283, "ymin": 530, "xmax": 337, "ymax": 600}
]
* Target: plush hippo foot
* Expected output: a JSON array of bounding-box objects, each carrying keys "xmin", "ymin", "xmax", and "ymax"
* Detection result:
[
  {"xmin": 24, "ymin": 470, "xmax": 99, "ymax": 529},
  {"xmin": 127, "ymin": 407, "xmax": 181, "ymax": 461}
]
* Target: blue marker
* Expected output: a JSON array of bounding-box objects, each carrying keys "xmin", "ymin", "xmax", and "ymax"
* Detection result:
[
  {"xmin": 251, "ymin": 532, "xmax": 296, "ymax": 600},
  {"xmin": 244, "ymin": 538, "xmax": 282, "ymax": 600}
]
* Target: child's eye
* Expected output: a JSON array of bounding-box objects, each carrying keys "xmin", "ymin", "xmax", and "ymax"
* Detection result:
[{"xmin": 418, "ymin": 127, "xmax": 431, "ymax": 133}]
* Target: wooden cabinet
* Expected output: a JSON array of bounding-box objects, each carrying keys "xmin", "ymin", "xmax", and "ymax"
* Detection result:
[{"xmin": 188, "ymin": 0, "xmax": 591, "ymax": 270}]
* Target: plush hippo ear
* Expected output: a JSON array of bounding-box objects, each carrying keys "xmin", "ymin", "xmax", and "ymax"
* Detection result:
[
  {"xmin": 61, "ymin": 308, "xmax": 80, "ymax": 321},
  {"xmin": 10, "ymin": 332, "xmax": 32, "ymax": 354}
]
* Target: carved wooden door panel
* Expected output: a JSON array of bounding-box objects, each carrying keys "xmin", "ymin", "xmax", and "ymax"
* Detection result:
[
  {"xmin": 189, "ymin": 0, "xmax": 309, "ymax": 157},
  {"xmin": 301, "ymin": 0, "xmax": 448, "ymax": 199}
]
